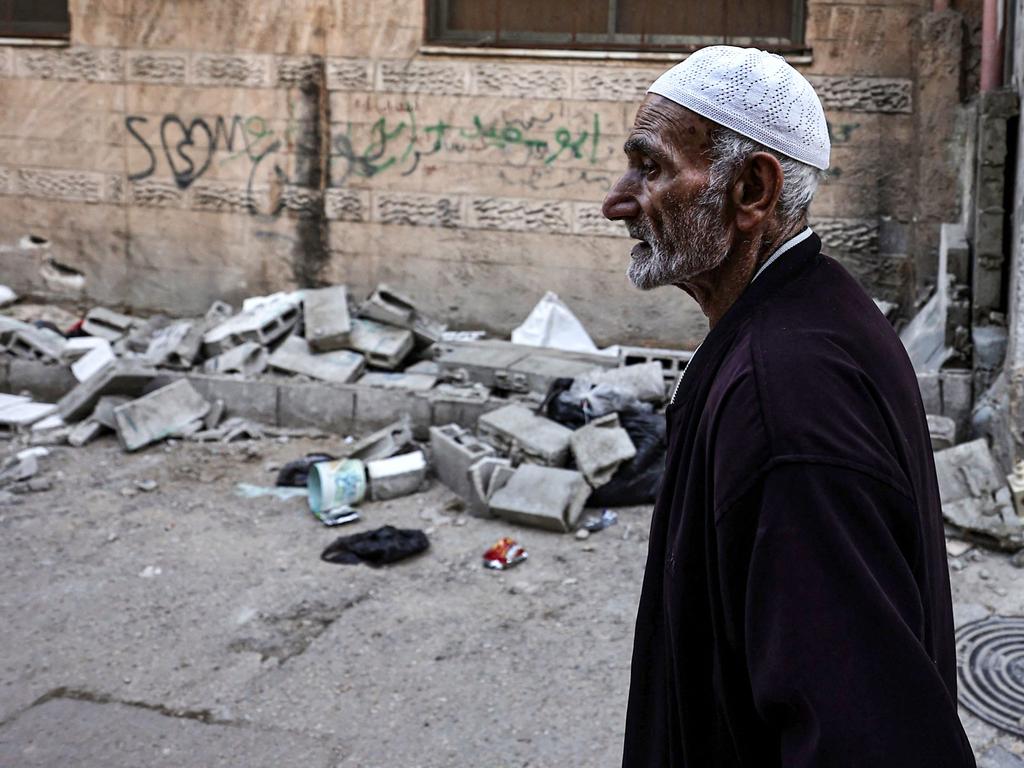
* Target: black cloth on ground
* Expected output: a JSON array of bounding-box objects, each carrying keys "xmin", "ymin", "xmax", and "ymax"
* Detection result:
[{"xmin": 321, "ymin": 525, "xmax": 429, "ymax": 566}]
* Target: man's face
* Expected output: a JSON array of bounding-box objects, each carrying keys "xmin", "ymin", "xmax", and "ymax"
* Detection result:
[{"xmin": 602, "ymin": 95, "xmax": 731, "ymax": 290}]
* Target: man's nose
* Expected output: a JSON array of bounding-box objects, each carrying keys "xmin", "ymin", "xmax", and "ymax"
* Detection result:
[{"xmin": 602, "ymin": 177, "xmax": 641, "ymax": 221}]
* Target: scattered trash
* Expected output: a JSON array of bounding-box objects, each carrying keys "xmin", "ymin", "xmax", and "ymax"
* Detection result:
[
  {"xmin": 316, "ymin": 505, "xmax": 360, "ymax": 527},
  {"xmin": 307, "ymin": 458, "xmax": 367, "ymax": 515},
  {"xmin": 511, "ymin": 291, "xmax": 610, "ymax": 356},
  {"xmin": 276, "ymin": 453, "xmax": 336, "ymax": 487},
  {"xmin": 321, "ymin": 525, "xmax": 429, "ymax": 566},
  {"xmin": 235, "ymin": 483, "xmax": 309, "ymax": 501},
  {"xmin": 482, "ymin": 537, "xmax": 528, "ymax": 570},
  {"xmin": 582, "ymin": 509, "xmax": 619, "ymax": 532}
]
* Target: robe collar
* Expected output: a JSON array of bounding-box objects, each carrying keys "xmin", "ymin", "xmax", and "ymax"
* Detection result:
[{"xmin": 669, "ymin": 229, "xmax": 822, "ymax": 407}]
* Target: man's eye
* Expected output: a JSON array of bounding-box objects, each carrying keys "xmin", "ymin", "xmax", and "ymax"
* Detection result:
[{"xmin": 642, "ymin": 162, "xmax": 658, "ymax": 177}]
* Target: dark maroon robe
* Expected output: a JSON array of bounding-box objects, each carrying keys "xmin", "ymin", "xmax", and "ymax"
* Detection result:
[{"xmin": 622, "ymin": 233, "xmax": 976, "ymax": 767}]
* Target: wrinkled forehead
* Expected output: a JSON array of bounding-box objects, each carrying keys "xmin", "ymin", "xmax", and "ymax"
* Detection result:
[{"xmin": 626, "ymin": 94, "xmax": 715, "ymax": 163}]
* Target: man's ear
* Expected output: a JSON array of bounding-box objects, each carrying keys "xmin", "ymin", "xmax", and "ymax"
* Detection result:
[{"xmin": 729, "ymin": 152, "xmax": 784, "ymax": 234}]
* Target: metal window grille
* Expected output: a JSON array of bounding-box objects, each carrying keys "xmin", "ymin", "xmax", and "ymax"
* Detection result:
[
  {"xmin": 427, "ymin": 0, "xmax": 806, "ymax": 53},
  {"xmin": 0, "ymin": 0, "xmax": 70, "ymax": 39}
]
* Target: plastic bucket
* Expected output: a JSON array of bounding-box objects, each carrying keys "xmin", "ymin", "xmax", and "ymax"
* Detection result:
[{"xmin": 307, "ymin": 458, "xmax": 367, "ymax": 514}]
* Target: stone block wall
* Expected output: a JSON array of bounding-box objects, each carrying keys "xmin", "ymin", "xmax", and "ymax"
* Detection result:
[{"xmin": 0, "ymin": 0, "xmax": 964, "ymax": 348}]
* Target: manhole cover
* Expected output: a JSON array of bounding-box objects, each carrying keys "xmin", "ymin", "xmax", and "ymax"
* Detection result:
[{"xmin": 957, "ymin": 615, "xmax": 1024, "ymax": 737}]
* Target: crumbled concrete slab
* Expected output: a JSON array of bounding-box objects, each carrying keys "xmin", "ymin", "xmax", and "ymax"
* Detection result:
[
  {"xmin": 927, "ymin": 414, "xmax": 957, "ymax": 451},
  {"xmin": 466, "ymin": 455, "xmax": 511, "ymax": 518},
  {"xmin": 0, "ymin": 400, "xmax": 56, "ymax": 427},
  {"xmin": 357, "ymin": 371, "xmax": 437, "ymax": 390},
  {"xmin": 0, "ymin": 317, "xmax": 66, "ymax": 363},
  {"xmin": 406, "ymin": 360, "xmax": 439, "ymax": 375},
  {"xmin": 435, "ymin": 339, "xmax": 615, "ymax": 392},
  {"xmin": 82, "ymin": 307, "xmax": 136, "ymax": 342},
  {"xmin": 202, "ymin": 295, "xmax": 300, "ymax": 356},
  {"xmin": 204, "ymin": 398, "xmax": 226, "ymax": 429},
  {"xmin": 574, "ymin": 362, "xmax": 666, "ymax": 403},
  {"xmin": 430, "ymin": 424, "xmax": 496, "ymax": 502},
  {"xmin": 367, "ymin": 450, "xmax": 427, "ymax": 501},
  {"xmin": 91, "ymin": 396, "xmax": 130, "ymax": 429},
  {"xmin": 345, "ymin": 419, "xmax": 414, "ymax": 462},
  {"xmin": 503, "ymin": 355, "xmax": 599, "ymax": 394},
  {"xmin": 489, "ymin": 464, "xmax": 590, "ymax": 532},
  {"xmin": 303, "ymin": 285, "xmax": 352, "ymax": 352},
  {"xmin": 70, "ymin": 339, "xmax": 115, "ymax": 382},
  {"xmin": 68, "ymin": 418, "xmax": 105, "ymax": 447},
  {"xmin": 142, "ymin": 320, "xmax": 194, "ymax": 367},
  {"xmin": 478, "ymin": 404, "xmax": 572, "ymax": 466},
  {"xmin": 113, "ymin": 379, "xmax": 210, "ymax": 452},
  {"xmin": 162, "ymin": 302, "xmax": 233, "ymax": 369},
  {"xmin": 570, "ymin": 414, "xmax": 637, "ymax": 487},
  {"xmin": 203, "ymin": 341, "xmax": 269, "ymax": 377},
  {"xmin": 359, "ymin": 284, "xmax": 446, "ymax": 346},
  {"xmin": 56, "ymin": 362, "xmax": 157, "ymax": 422},
  {"xmin": 268, "ymin": 335, "xmax": 364, "ymax": 384},
  {"xmin": 347, "ymin": 319, "xmax": 413, "ymax": 370}
]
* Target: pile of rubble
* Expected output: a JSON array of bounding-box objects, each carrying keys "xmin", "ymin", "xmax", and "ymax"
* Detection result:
[{"xmin": 0, "ymin": 284, "xmax": 685, "ymax": 533}]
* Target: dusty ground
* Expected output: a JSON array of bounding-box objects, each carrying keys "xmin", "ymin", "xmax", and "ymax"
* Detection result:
[{"xmin": 0, "ymin": 433, "xmax": 1021, "ymax": 767}]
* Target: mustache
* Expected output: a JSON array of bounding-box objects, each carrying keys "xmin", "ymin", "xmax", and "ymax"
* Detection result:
[{"xmin": 626, "ymin": 218, "xmax": 653, "ymax": 242}]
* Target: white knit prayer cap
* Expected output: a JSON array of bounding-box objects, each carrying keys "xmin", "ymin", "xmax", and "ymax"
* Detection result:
[{"xmin": 647, "ymin": 46, "xmax": 830, "ymax": 170}]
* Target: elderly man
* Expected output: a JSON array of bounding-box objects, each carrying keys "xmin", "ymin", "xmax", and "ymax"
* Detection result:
[{"xmin": 602, "ymin": 47, "xmax": 976, "ymax": 767}]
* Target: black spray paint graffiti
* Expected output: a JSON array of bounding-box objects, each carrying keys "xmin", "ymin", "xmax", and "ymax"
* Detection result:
[{"xmin": 125, "ymin": 105, "xmax": 604, "ymax": 216}]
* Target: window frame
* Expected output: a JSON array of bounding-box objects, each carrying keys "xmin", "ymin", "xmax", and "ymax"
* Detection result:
[
  {"xmin": 425, "ymin": 0, "xmax": 808, "ymax": 55},
  {"xmin": 0, "ymin": 0, "xmax": 71, "ymax": 42}
]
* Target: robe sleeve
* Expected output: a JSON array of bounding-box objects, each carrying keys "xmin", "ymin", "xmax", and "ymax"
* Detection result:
[{"xmin": 738, "ymin": 460, "xmax": 974, "ymax": 767}]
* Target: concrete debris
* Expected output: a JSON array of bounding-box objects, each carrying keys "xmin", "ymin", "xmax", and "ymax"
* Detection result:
[
  {"xmin": 191, "ymin": 417, "xmax": 265, "ymax": 443},
  {"xmin": 0, "ymin": 317, "xmax": 65, "ymax": 362},
  {"xmin": 82, "ymin": 307, "xmax": 136, "ymax": 342},
  {"xmin": 934, "ymin": 439, "xmax": 1024, "ymax": 551},
  {"xmin": 0, "ymin": 452, "xmax": 38, "ymax": 486},
  {"xmin": 268, "ymin": 335, "xmax": 364, "ymax": 384},
  {"xmin": 359, "ymin": 284, "xmax": 446, "ymax": 347},
  {"xmin": 618, "ymin": 345, "xmax": 693, "ymax": 385},
  {"xmin": 367, "ymin": 450, "xmax": 427, "ymax": 501},
  {"xmin": 30, "ymin": 413, "xmax": 65, "ymax": 432},
  {"xmin": 926, "ymin": 414, "xmax": 957, "ymax": 451},
  {"xmin": 489, "ymin": 464, "xmax": 590, "ymax": 532},
  {"xmin": 347, "ymin": 319, "xmax": 413, "ymax": 370},
  {"xmin": 56, "ymin": 361, "xmax": 157, "ymax": 421},
  {"xmin": 466, "ymin": 455, "xmax": 511, "ymax": 518},
  {"xmin": 303, "ymin": 285, "xmax": 352, "ymax": 352},
  {"xmin": 91, "ymin": 395, "xmax": 130, "ymax": 429},
  {"xmin": 570, "ymin": 414, "xmax": 637, "ymax": 487},
  {"xmin": 142, "ymin": 320, "xmax": 194, "ymax": 367},
  {"xmin": 574, "ymin": 362, "xmax": 666, "ymax": 403},
  {"xmin": 70, "ymin": 338, "xmax": 115, "ymax": 382},
  {"xmin": 163, "ymin": 302, "xmax": 233, "ymax": 369},
  {"xmin": 343, "ymin": 418, "xmax": 414, "ymax": 462},
  {"xmin": 477, "ymin": 404, "xmax": 572, "ymax": 466},
  {"xmin": 204, "ymin": 341, "xmax": 269, "ymax": 377},
  {"xmin": 202, "ymin": 293, "xmax": 300, "ymax": 356},
  {"xmin": 430, "ymin": 424, "xmax": 496, "ymax": 502},
  {"xmin": 357, "ymin": 371, "xmax": 437, "ymax": 390},
  {"xmin": 204, "ymin": 398, "xmax": 227, "ymax": 429},
  {"xmin": 0, "ymin": 399, "xmax": 57, "ymax": 428},
  {"xmin": 68, "ymin": 419, "xmax": 106, "ymax": 447},
  {"xmin": 1008, "ymin": 461, "xmax": 1024, "ymax": 518},
  {"xmin": 112, "ymin": 379, "xmax": 211, "ymax": 452}
]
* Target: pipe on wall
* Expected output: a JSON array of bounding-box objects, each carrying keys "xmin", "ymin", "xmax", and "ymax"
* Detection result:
[{"xmin": 981, "ymin": 0, "xmax": 1005, "ymax": 91}]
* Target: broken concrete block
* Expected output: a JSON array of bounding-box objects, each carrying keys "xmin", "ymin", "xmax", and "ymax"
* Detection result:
[
  {"xmin": 0, "ymin": 317, "xmax": 65, "ymax": 362},
  {"xmin": 91, "ymin": 395, "xmax": 130, "ymax": 429},
  {"xmin": 0, "ymin": 400, "xmax": 56, "ymax": 428},
  {"xmin": 56, "ymin": 362, "xmax": 157, "ymax": 422},
  {"xmin": 973, "ymin": 324, "xmax": 1008, "ymax": 369},
  {"xmin": 430, "ymin": 423, "xmax": 496, "ymax": 502},
  {"xmin": 70, "ymin": 338, "xmax": 115, "ymax": 382},
  {"xmin": 406, "ymin": 360, "xmax": 439, "ymax": 375},
  {"xmin": 344, "ymin": 419, "xmax": 414, "ymax": 462},
  {"xmin": 357, "ymin": 371, "xmax": 437, "ymax": 390},
  {"xmin": 489, "ymin": 464, "xmax": 591, "ymax": 533},
  {"xmin": 359, "ymin": 284, "xmax": 446, "ymax": 346},
  {"xmin": 163, "ymin": 302, "xmax": 233, "ymax": 369},
  {"xmin": 367, "ymin": 450, "xmax": 427, "ymax": 501},
  {"xmin": 477, "ymin": 404, "xmax": 572, "ymax": 466},
  {"xmin": 202, "ymin": 294, "xmax": 300, "ymax": 356},
  {"xmin": 303, "ymin": 285, "xmax": 352, "ymax": 352},
  {"xmin": 437, "ymin": 343, "xmax": 532, "ymax": 388},
  {"xmin": 112, "ymin": 379, "xmax": 211, "ymax": 452},
  {"xmin": 466, "ymin": 455, "xmax": 511, "ymax": 518},
  {"xmin": 30, "ymin": 413, "xmax": 65, "ymax": 432},
  {"xmin": 204, "ymin": 398, "xmax": 226, "ymax": 429},
  {"xmin": 574, "ymin": 362, "xmax": 667, "ymax": 403},
  {"xmin": 203, "ymin": 341, "xmax": 269, "ymax": 377},
  {"xmin": 268, "ymin": 335, "xmax": 364, "ymax": 383},
  {"xmin": 347, "ymin": 319, "xmax": 413, "ymax": 370},
  {"xmin": 926, "ymin": 414, "xmax": 957, "ymax": 452},
  {"xmin": 67, "ymin": 419, "xmax": 105, "ymax": 447},
  {"xmin": 570, "ymin": 414, "xmax": 637, "ymax": 487},
  {"xmin": 143, "ymin": 320, "xmax": 194, "ymax": 367},
  {"xmin": 934, "ymin": 439, "xmax": 1024, "ymax": 549},
  {"xmin": 501, "ymin": 354, "xmax": 600, "ymax": 395},
  {"xmin": 82, "ymin": 307, "xmax": 136, "ymax": 342},
  {"xmin": 618, "ymin": 345, "xmax": 694, "ymax": 385}
]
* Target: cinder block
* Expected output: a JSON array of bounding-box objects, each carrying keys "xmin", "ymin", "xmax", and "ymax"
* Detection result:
[
  {"xmin": 82, "ymin": 307, "xmax": 137, "ymax": 342},
  {"xmin": 8, "ymin": 359, "xmax": 77, "ymax": 403},
  {"xmin": 303, "ymin": 285, "xmax": 352, "ymax": 352},
  {"xmin": 466, "ymin": 455, "xmax": 511, "ymax": 518},
  {"xmin": 276, "ymin": 381, "xmax": 356, "ymax": 434},
  {"xmin": 477, "ymin": 403, "xmax": 572, "ymax": 466},
  {"xmin": 268, "ymin": 335, "xmax": 364, "ymax": 383},
  {"xmin": 367, "ymin": 450, "xmax": 427, "ymax": 501},
  {"xmin": 430, "ymin": 423, "xmax": 496, "ymax": 502},
  {"xmin": 426, "ymin": 391, "xmax": 503, "ymax": 432},
  {"xmin": 56, "ymin": 362, "xmax": 157, "ymax": 422},
  {"xmin": 489, "ymin": 464, "xmax": 590, "ymax": 533},
  {"xmin": 347, "ymin": 319, "xmax": 413, "ymax": 370},
  {"xmin": 344, "ymin": 419, "xmax": 414, "ymax": 461},
  {"xmin": 202, "ymin": 295, "xmax": 300, "ymax": 356},
  {"xmin": 70, "ymin": 339, "xmax": 115, "ymax": 382},
  {"xmin": 113, "ymin": 379, "xmax": 211, "ymax": 451},
  {"xmin": 917, "ymin": 372, "xmax": 941, "ymax": 414},
  {"xmin": 143, "ymin": 320, "xmax": 195, "ymax": 367},
  {"xmin": 352, "ymin": 384, "xmax": 430, "ymax": 432},
  {"xmin": 358, "ymin": 371, "xmax": 437, "ymax": 390},
  {"xmin": 926, "ymin": 414, "xmax": 957, "ymax": 452},
  {"xmin": 972, "ymin": 325, "xmax": 1008, "ymax": 370},
  {"xmin": 2, "ymin": 323, "xmax": 66, "ymax": 363},
  {"xmin": 67, "ymin": 418, "xmax": 104, "ymax": 447},
  {"xmin": 941, "ymin": 369, "xmax": 973, "ymax": 440},
  {"xmin": 203, "ymin": 341, "xmax": 269, "ymax": 376},
  {"xmin": 435, "ymin": 340, "xmax": 615, "ymax": 391},
  {"xmin": 183, "ymin": 374, "xmax": 279, "ymax": 424},
  {"xmin": 359, "ymin": 284, "xmax": 446, "ymax": 347},
  {"xmin": 164, "ymin": 302, "xmax": 233, "ymax": 369},
  {"xmin": 570, "ymin": 414, "xmax": 637, "ymax": 487},
  {"xmin": 573, "ymin": 361, "xmax": 666, "ymax": 402},
  {"xmin": 502, "ymin": 354, "xmax": 599, "ymax": 394},
  {"xmin": 436, "ymin": 343, "xmax": 528, "ymax": 388},
  {"xmin": 618, "ymin": 345, "xmax": 694, "ymax": 385}
]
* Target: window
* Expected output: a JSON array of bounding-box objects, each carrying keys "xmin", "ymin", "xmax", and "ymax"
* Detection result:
[
  {"xmin": 427, "ymin": 0, "xmax": 806, "ymax": 53},
  {"xmin": 0, "ymin": 0, "xmax": 70, "ymax": 40}
]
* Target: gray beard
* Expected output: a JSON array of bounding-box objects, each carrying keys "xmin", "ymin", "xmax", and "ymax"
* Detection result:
[{"xmin": 625, "ymin": 189, "xmax": 731, "ymax": 290}]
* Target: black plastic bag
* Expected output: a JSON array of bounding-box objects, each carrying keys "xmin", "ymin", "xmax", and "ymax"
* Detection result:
[
  {"xmin": 276, "ymin": 453, "xmax": 336, "ymax": 487},
  {"xmin": 321, "ymin": 525, "xmax": 429, "ymax": 566},
  {"xmin": 586, "ymin": 411, "xmax": 666, "ymax": 507}
]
